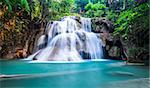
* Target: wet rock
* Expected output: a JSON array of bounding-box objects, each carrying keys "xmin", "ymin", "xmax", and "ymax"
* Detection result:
[
  {"xmin": 4, "ymin": 51, "xmax": 15, "ymax": 59},
  {"xmin": 91, "ymin": 18, "xmax": 126, "ymax": 60},
  {"xmin": 79, "ymin": 51, "xmax": 91, "ymax": 59},
  {"xmin": 104, "ymin": 39, "xmax": 127, "ymax": 60},
  {"xmin": 15, "ymin": 48, "xmax": 27, "ymax": 58},
  {"xmin": 0, "ymin": 32, "xmax": 3, "ymax": 56},
  {"xmin": 108, "ymin": 46, "xmax": 121, "ymax": 57},
  {"xmin": 92, "ymin": 18, "xmax": 114, "ymax": 33}
]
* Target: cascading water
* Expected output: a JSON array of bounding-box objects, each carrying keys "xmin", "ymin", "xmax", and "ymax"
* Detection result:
[
  {"xmin": 81, "ymin": 17, "xmax": 91, "ymax": 32},
  {"xmin": 27, "ymin": 16, "xmax": 103, "ymax": 61}
]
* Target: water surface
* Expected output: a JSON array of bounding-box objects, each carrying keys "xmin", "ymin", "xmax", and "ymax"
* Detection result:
[{"xmin": 0, "ymin": 59, "xmax": 149, "ymax": 88}]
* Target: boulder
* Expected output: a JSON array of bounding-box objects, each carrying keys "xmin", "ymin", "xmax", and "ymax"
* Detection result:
[
  {"xmin": 91, "ymin": 18, "xmax": 114, "ymax": 33},
  {"xmin": 15, "ymin": 48, "xmax": 27, "ymax": 58}
]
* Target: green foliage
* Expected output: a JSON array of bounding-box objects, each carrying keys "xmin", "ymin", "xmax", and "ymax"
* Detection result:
[
  {"xmin": 31, "ymin": 0, "xmax": 42, "ymax": 20},
  {"xmin": 105, "ymin": 10, "xmax": 117, "ymax": 22},
  {"xmin": 114, "ymin": 2, "xmax": 149, "ymax": 38},
  {"xmin": 74, "ymin": 0, "xmax": 107, "ymax": 13},
  {"xmin": 74, "ymin": 0, "xmax": 89, "ymax": 12},
  {"xmin": 114, "ymin": 10, "xmax": 139, "ymax": 36},
  {"xmin": 28, "ymin": 0, "xmax": 76, "ymax": 21},
  {"xmin": 84, "ymin": 2, "xmax": 107, "ymax": 17},
  {"xmin": 85, "ymin": 2, "xmax": 106, "ymax": 11},
  {"xmin": 60, "ymin": 0, "xmax": 75, "ymax": 13},
  {"xmin": 84, "ymin": 1, "xmax": 117, "ymax": 21},
  {"xmin": 2, "ymin": 0, "xmax": 30, "ymax": 12},
  {"xmin": 21, "ymin": 0, "xmax": 30, "ymax": 12},
  {"xmin": 113, "ymin": 2, "xmax": 149, "ymax": 59},
  {"xmin": 84, "ymin": 2, "xmax": 93, "ymax": 11},
  {"xmin": 46, "ymin": 0, "xmax": 76, "ymax": 20}
]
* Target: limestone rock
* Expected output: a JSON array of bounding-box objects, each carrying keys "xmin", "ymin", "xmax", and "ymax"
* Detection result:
[{"xmin": 91, "ymin": 18, "xmax": 114, "ymax": 33}]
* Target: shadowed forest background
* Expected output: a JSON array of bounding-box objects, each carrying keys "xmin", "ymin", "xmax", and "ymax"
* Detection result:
[{"xmin": 0, "ymin": 0, "xmax": 149, "ymax": 63}]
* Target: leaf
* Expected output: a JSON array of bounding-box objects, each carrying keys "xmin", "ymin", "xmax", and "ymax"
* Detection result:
[{"xmin": 21, "ymin": 0, "xmax": 30, "ymax": 12}]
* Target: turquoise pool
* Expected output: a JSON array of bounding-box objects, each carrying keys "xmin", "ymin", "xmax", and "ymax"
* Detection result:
[{"xmin": 0, "ymin": 59, "xmax": 149, "ymax": 88}]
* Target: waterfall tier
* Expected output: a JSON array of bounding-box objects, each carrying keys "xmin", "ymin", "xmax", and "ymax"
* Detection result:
[{"xmin": 28, "ymin": 16, "xmax": 103, "ymax": 61}]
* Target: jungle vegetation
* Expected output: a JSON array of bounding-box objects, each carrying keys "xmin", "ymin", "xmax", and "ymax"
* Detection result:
[{"xmin": 0, "ymin": 0, "xmax": 149, "ymax": 61}]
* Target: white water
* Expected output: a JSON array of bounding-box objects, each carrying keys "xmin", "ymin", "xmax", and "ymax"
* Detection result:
[
  {"xmin": 81, "ymin": 17, "xmax": 91, "ymax": 32},
  {"xmin": 27, "ymin": 16, "xmax": 103, "ymax": 61}
]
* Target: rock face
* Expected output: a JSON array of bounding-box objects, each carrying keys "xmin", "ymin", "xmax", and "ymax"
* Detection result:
[
  {"xmin": 0, "ymin": 32, "xmax": 3, "ymax": 52},
  {"xmin": 91, "ymin": 18, "xmax": 114, "ymax": 33},
  {"xmin": 91, "ymin": 18, "xmax": 149, "ymax": 64},
  {"xmin": 0, "ymin": 21, "xmax": 46, "ymax": 59},
  {"xmin": 91, "ymin": 18, "xmax": 126, "ymax": 60}
]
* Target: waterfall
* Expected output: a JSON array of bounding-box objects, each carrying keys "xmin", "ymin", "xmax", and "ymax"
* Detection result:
[
  {"xmin": 81, "ymin": 17, "xmax": 92, "ymax": 32},
  {"xmin": 27, "ymin": 16, "xmax": 103, "ymax": 61}
]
